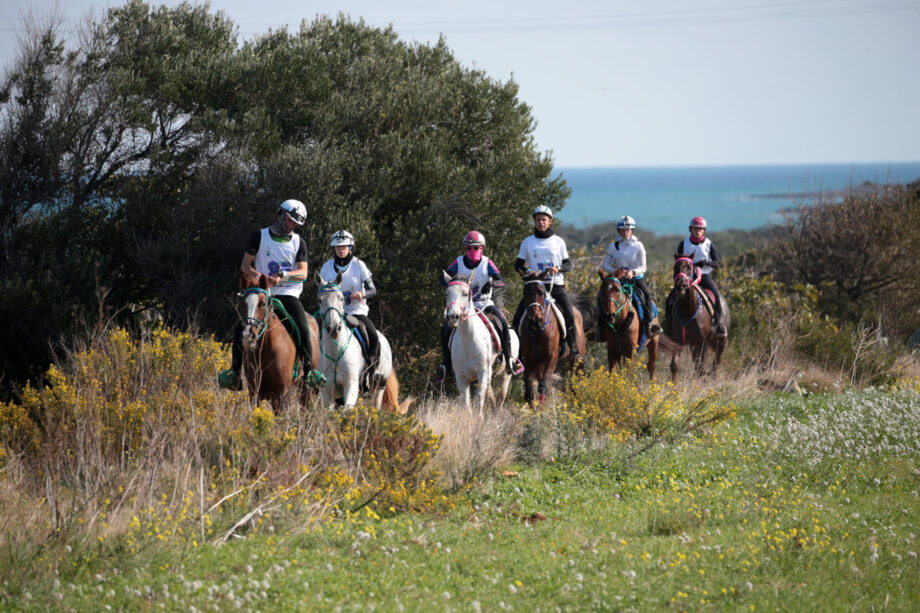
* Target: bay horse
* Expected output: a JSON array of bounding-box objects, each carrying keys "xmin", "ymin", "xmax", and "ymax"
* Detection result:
[
  {"xmin": 316, "ymin": 275, "xmax": 404, "ymax": 411},
  {"xmin": 518, "ymin": 270, "xmax": 586, "ymax": 406},
  {"xmin": 597, "ymin": 269, "xmax": 660, "ymax": 378},
  {"xmin": 442, "ymin": 271, "xmax": 519, "ymax": 416},
  {"xmin": 238, "ymin": 274, "xmax": 320, "ymax": 413},
  {"xmin": 666, "ymin": 257, "xmax": 730, "ymax": 381}
]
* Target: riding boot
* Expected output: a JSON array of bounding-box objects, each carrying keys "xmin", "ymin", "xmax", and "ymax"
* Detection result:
[
  {"xmin": 566, "ymin": 328, "xmax": 581, "ymax": 359},
  {"xmin": 434, "ymin": 325, "xmax": 452, "ymax": 383},
  {"xmin": 218, "ymin": 324, "xmax": 244, "ymax": 390}
]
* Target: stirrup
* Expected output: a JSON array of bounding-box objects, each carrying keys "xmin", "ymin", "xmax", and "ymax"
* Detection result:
[
  {"xmin": 510, "ymin": 358, "xmax": 525, "ymax": 375},
  {"xmin": 218, "ymin": 369, "xmax": 242, "ymax": 391},
  {"xmin": 306, "ymin": 369, "xmax": 326, "ymax": 387},
  {"xmin": 648, "ymin": 323, "xmax": 662, "ymax": 337}
]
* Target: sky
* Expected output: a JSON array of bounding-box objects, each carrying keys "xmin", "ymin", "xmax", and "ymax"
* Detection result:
[{"xmin": 2, "ymin": 0, "xmax": 919, "ymax": 168}]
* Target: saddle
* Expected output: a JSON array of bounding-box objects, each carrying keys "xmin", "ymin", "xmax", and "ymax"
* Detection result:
[
  {"xmin": 345, "ymin": 314, "xmax": 379, "ymax": 363},
  {"xmin": 448, "ymin": 311, "xmax": 503, "ymax": 356}
]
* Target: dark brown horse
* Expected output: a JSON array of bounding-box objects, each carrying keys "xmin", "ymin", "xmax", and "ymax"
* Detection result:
[
  {"xmin": 665, "ymin": 257, "xmax": 730, "ymax": 381},
  {"xmin": 518, "ymin": 270, "xmax": 586, "ymax": 406},
  {"xmin": 238, "ymin": 275, "xmax": 321, "ymax": 413},
  {"xmin": 597, "ymin": 269, "xmax": 660, "ymax": 378}
]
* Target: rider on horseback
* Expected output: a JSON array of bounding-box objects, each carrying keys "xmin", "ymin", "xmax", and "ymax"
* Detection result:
[
  {"xmin": 219, "ymin": 199, "xmax": 320, "ymax": 390},
  {"xmin": 675, "ymin": 216, "xmax": 727, "ymax": 337},
  {"xmin": 599, "ymin": 215, "xmax": 662, "ymax": 338},
  {"xmin": 434, "ymin": 231, "xmax": 525, "ymax": 382},
  {"xmin": 511, "ymin": 205, "xmax": 582, "ymax": 360},
  {"xmin": 319, "ymin": 230, "xmax": 380, "ymax": 364}
]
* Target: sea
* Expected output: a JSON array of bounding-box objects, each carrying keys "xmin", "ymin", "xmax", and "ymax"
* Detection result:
[{"xmin": 555, "ymin": 162, "xmax": 920, "ymax": 235}]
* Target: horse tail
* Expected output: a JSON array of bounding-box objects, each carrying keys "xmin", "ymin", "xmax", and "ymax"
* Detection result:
[
  {"xmin": 575, "ymin": 294, "xmax": 599, "ymax": 342},
  {"xmin": 381, "ymin": 371, "xmax": 415, "ymax": 415},
  {"xmin": 656, "ymin": 333, "xmax": 683, "ymax": 355}
]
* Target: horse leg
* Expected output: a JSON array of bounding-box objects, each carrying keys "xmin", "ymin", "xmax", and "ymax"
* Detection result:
[
  {"xmin": 606, "ymin": 338, "xmax": 619, "ymax": 371},
  {"xmin": 342, "ymin": 379, "xmax": 360, "ymax": 408},
  {"xmin": 670, "ymin": 347, "xmax": 680, "ymax": 383},
  {"xmin": 476, "ymin": 366, "xmax": 492, "ymax": 418},
  {"xmin": 523, "ymin": 374, "xmax": 534, "ymax": 407},
  {"xmin": 456, "ymin": 374, "xmax": 473, "ymax": 414},
  {"xmin": 495, "ymin": 366, "xmax": 512, "ymax": 412},
  {"xmin": 646, "ymin": 337, "xmax": 658, "ymax": 380}
]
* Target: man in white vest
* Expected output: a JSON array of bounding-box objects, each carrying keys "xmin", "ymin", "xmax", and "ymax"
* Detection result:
[{"xmin": 219, "ymin": 199, "xmax": 318, "ymax": 389}]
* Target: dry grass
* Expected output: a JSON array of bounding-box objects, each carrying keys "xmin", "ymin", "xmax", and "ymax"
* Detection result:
[{"xmin": 416, "ymin": 397, "xmax": 521, "ymax": 489}]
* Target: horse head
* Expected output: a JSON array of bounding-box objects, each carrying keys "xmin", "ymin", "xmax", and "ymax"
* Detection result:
[
  {"xmin": 522, "ymin": 270, "xmax": 550, "ymax": 331},
  {"xmin": 239, "ymin": 274, "xmax": 272, "ymax": 350},
  {"xmin": 443, "ymin": 271, "xmax": 474, "ymax": 329},
  {"xmin": 597, "ymin": 269, "xmax": 629, "ymax": 327},
  {"xmin": 317, "ymin": 271, "xmax": 346, "ymax": 339},
  {"xmin": 673, "ymin": 256, "xmax": 697, "ymax": 297}
]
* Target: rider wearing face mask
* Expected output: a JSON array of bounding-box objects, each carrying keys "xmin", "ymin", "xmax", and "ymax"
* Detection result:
[
  {"xmin": 675, "ymin": 216, "xmax": 727, "ymax": 337},
  {"xmin": 434, "ymin": 231, "xmax": 524, "ymax": 383}
]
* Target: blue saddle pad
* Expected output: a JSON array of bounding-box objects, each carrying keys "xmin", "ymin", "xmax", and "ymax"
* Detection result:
[{"xmin": 631, "ymin": 297, "xmax": 658, "ymax": 352}]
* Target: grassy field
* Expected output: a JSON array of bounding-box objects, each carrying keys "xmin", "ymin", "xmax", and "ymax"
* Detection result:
[{"xmin": 3, "ymin": 384, "xmax": 919, "ymax": 611}]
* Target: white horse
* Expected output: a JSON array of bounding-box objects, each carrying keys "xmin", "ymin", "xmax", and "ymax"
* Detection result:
[
  {"xmin": 316, "ymin": 275, "xmax": 397, "ymax": 409},
  {"xmin": 442, "ymin": 272, "xmax": 519, "ymax": 416}
]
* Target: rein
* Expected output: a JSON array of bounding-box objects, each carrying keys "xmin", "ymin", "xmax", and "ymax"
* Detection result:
[
  {"xmin": 240, "ymin": 287, "xmax": 273, "ymax": 341},
  {"xmin": 445, "ymin": 280, "xmax": 476, "ymax": 323},
  {"xmin": 523, "ymin": 279, "xmax": 552, "ymax": 334},
  {"xmin": 317, "ymin": 282, "xmax": 354, "ymax": 386},
  {"xmin": 601, "ymin": 277, "xmax": 634, "ymax": 332}
]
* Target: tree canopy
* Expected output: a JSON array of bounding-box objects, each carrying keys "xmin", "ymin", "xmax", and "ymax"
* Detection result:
[{"xmin": 0, "ymin": 1, "xmax": 569, "ymax": 396}]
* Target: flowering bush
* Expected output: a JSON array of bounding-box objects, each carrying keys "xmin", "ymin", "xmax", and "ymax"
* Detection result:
[{"xmin": 324, "ymin": 403, "xmax": 444, "ymax": 513}]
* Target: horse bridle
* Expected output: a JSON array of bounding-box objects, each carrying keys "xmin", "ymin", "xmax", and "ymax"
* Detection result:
[
  {"xmin": 524, "ymin": 279, "xmax": 552, "ymax": 332},
  {"xmin": 240, "ymin": 287, "xmax": 273, "ymax": 341},
  {"xmin": 673, "ymin": 257, "xmax": 701, "ymax": 291},
  {"xmin": 317, "ymin": 282, "xmax": 353, "ymax": 366},
  {"xmin": 445, "ymin": 280, "xmax": 475, "ymax": 324},
  {"xmin": 601, "ymin": 276, "xmax": 631, "ymax": 329}
]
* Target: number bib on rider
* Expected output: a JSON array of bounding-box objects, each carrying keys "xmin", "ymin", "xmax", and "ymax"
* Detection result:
[
  {"xmin": 517, "ymin": 235, "xmax": 568, "ymax": 285},
  {"xmin": 319, "ymin": 258, "xmax": 372, "ymax": 316},
  {"xmin": 453, "ymin": 255, "xmax": 494, "ymax": 309},
  {"xmin": 255, "ymin": 228, "xmax": 303, "ymax": 298}
]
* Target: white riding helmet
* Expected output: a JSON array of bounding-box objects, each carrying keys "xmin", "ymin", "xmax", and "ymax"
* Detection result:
[
  {"xmin": 616, "ymin": 215, "xmax": 636, "ymax": 229},
  {"xmin": 532, "ymin": 205, "xmax": 554, "ymax": 218},
  {"xmin": 278, "ymin": 199, "xmax": 307, "ymax": 225},
  {"xmin": 330, "ymin": 229, "xmax": 355, "ymax": 248}
]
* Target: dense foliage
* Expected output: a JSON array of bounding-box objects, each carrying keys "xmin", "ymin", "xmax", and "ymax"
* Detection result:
[{"xmin": 0, "ymin": 1, "xmax": 568, "ymax": 397}]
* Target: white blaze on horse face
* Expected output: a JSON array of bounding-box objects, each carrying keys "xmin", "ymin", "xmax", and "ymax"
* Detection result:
[
  {"xmin": 241, "ymin": 292, "xmax": 262, "ymax": 346},
  {"xmin": 444, "ymin": 283, "xmax": 470, "ymax": 328},
  {"xmin": 320, "ymin": 290, "xmax": 345, "ymax": 338}
]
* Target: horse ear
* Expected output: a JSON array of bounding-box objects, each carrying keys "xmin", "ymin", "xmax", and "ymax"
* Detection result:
[
  {"xmin": 441, "ymin": 270, "xmax": 452, "ymax": 285},
  {"xmin": 597, "ymin": 269, "xmax": 606, "ymax": 280},
  {"xmin": 258, "ymin": 274, "xmax": 269, "ymax": 290},
  {"xmin": 673, "ymin": 253, "xmax": 681, "ymax": 261},
  {"xmin": 539, "ymin": 268, "xmax": 549, "ymax": 280},
  {"xmin": 239, "ymin": 274, "xmax": 248, "ymax": 291},
  {"xmin": 335, "ymin": 271, "xmax": 343, "ymax": 285},
  {"xmin": 314, "ymin": 271, "xmax": 324, "ymax": 286}
]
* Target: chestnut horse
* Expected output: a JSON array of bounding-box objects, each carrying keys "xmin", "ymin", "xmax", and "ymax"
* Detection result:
[
  {"xmin": 238, "ymin": 274, "xmax": 320, "ymax": 413},
  {"xmin": 597, "ymin": 270, "xmax": 660, "ymax": 378},
  {"xmin": 518, "ymin": 270, "xmax": 586, "ymax": 406},
  {"xmin": 665, "ymin": 257, "xmax": 730, "ymax": 381}
]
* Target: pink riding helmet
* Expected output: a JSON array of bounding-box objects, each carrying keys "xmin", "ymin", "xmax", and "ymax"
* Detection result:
[
  {"xmin": 689, "ymin": 216, "xmax": 707, "ymax": 230},
  {"xmin": 463, "ymin": 231, "xmax": 486, "ymax": 247}
]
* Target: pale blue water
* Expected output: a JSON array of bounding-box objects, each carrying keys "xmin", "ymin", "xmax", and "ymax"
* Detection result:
[{"xmin": 556, "ymin": 163, "xmax": 920, "ymax": 235}]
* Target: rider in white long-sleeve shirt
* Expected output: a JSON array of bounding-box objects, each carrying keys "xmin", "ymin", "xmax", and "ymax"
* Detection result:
[{"xmin": 599, "ymin": 216, "xmax": 661, "ymax": 337}]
